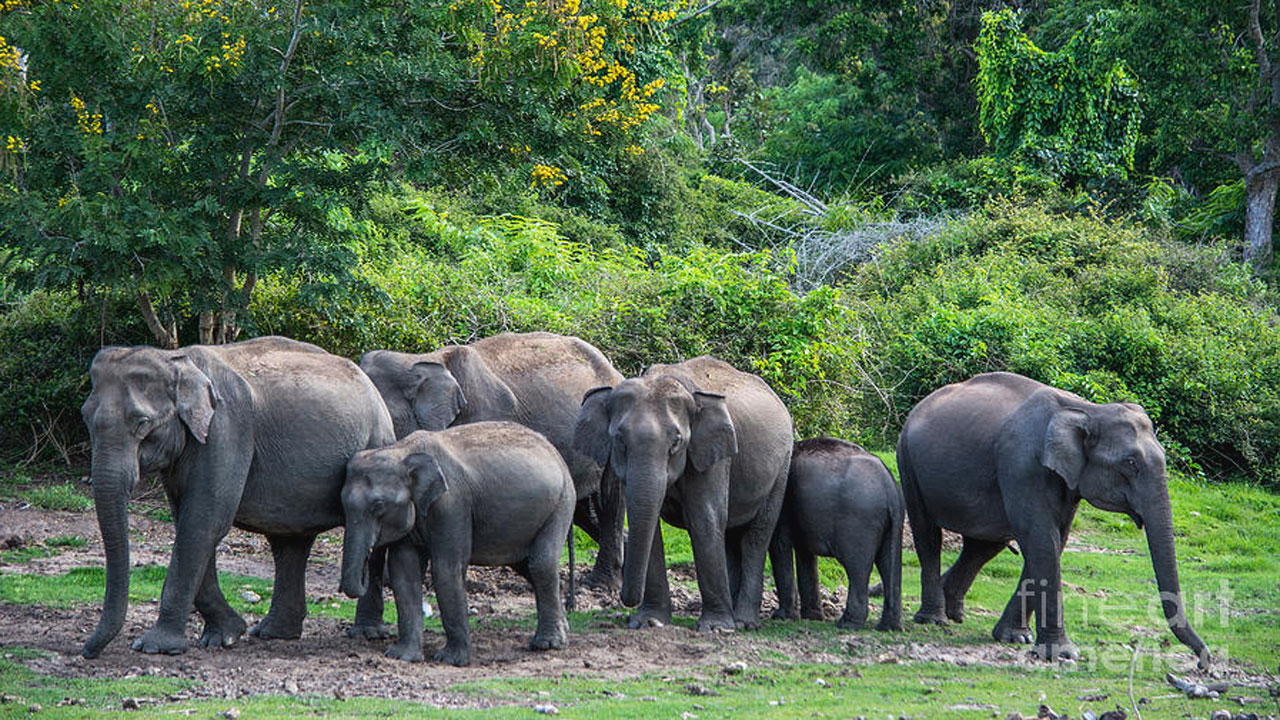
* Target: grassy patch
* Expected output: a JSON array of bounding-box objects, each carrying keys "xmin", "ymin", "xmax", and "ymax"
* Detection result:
[
  {"xmin": 22, "ymin": 482, "xmax": 92, "ymax": 512},
  {"xmin": 0, "ymin": 647, "xmax": 193, "ymax": 714}
]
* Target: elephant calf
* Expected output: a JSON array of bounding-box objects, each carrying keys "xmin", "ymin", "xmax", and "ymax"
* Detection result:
[
  {"xmin": 769, "ymin": 438, "xmax": 903, "ymax": 631},
  {"xmin": 340, "ymin": 422, "xmax": 576, "ymax": 666}
]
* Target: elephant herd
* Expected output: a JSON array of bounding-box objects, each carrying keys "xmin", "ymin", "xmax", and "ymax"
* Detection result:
[{"xmin": 77, "ymin": 332, "xmax": 1209, "ymax": 670}]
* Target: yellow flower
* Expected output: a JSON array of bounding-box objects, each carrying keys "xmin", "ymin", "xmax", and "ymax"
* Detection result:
[{"xmin": 530, "ymin": 163, "xmax": 567, "ymax": 188}]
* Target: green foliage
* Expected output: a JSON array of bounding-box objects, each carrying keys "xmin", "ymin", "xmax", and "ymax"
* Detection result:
[
  {"xmin": 21, "ymin": 481, "xmax": 91, "ymax": 512},
  {"xmin": 975, "ymin": 9, "xmax": 1141, "ymax": 184},
  {"xmin": 847, "ymin": 202, "xmax": 1280, "ymax": 482}
]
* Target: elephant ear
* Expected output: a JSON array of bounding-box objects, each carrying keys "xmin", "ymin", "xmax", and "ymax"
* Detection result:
[
  {"xmin": 441, "ymin": 346, "xmax": 517, "ymax": 421},
  {"xmin": 405, "ymin": 452, "xmax": 449, "ymax": 510},
  {"xmin": 410, "ymin": 361, "xmax": 466, "ymax": 430},
  {"xmin": 574, "ymin": 386, "xmax": 614, "ymax": 467},
  {"xmin": 689, "ymin": 391, "xmax": 738, "ymax": 473},
  {"xmin": 171, "ymin": 355, "xmax": 219, "ymax": 444},
  {"xmin": 1043, "ymin": 408, "xmax": 1091, "ymax": 490}
]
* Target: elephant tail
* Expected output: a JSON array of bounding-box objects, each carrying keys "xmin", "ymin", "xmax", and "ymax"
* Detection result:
[
  {"xmin": 564, "ymin": 526, "xmax": 577, "ymax": 612},
  {"xmin": 875, "ymin": 482, "xmax": 906, "ymax": 631}
]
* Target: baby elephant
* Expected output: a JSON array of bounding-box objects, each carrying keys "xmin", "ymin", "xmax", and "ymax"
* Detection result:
[
  {"xmin": 339, "ymin": 422, "xmax": 576, "ymax": 665},
  {"xmin": 769, "ymin": 438, "xmax": 904, "ymax": 631}
]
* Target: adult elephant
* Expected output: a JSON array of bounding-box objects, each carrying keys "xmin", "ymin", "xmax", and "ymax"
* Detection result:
[
  {"xmin": 80, "ymin": 336, "xmax": 395, "ymax": 658},
  {"xmin": 358, "ymin": 332, "xmax": 625, "ymax": 589},
  {"xmin": 574, "ymin": 356, "xmax": 793, "ymax": 631},
  {"xmin": 898, "ymin": 372, "xmax": 1209, "ymax": 668}
]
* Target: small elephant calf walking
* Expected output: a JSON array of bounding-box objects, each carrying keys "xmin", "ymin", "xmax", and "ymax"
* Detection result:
[
  {"xmin": 769, "ymin": 438, "xmax": 904, "ymax": 631},
  {"xmin": 339, "ymin": 422, "xmax": 576, "ymax": 665}
]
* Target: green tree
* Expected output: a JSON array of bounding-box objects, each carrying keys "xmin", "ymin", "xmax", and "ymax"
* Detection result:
[{"xmin": 974, "ymin": 8, "xmax": 1140, "ymax": 185}]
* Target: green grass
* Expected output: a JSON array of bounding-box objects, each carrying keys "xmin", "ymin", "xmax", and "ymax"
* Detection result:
[
  {"xmin": 0, "ymin": 464, "xmax": 1276, "ymax": 718},
  {"xmin": 21, "ymin": 482, "xmax": 93, "ymax": 512}
]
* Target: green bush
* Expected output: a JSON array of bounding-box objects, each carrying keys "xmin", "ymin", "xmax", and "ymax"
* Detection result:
[{"xmin": 846, "ymin": 202, "xmax": 1280, "ymax": 483}]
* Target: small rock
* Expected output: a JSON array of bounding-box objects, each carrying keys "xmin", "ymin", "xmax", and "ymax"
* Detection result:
[
  {"xmin": 723, "ymin": 661, "xmax": 747, "ymax": 675},
  {"xmin": 4, "ymin": 535, "xmax": 24, "ymax": 549},
  {"xmin": 333, "ymin": 689, "xmax": 346, "ymax": 701},
  {"xmin": 1211, "ymin": 711, "xmax": 1231, "ymax": 720},
  {"xmin": 814, "ymin": 678, "xmax": 828, "ymax": 687},
  {"xmin": 121, "ymin": 698, "xmax": 140, "ymax": 710},
  {"xmin": 283, "ymin": 678, "xmax": 299, "ymax": 695},
  {"xmin": 582, "ymin": 659, "xmax": 592, "ymax": 668},
  {"xmin": 533, "ymin": 704, "xmax": 559, "ymax": 715},
  {"xmin": 1099, "ymin": 709, "xmax": 1127, "ymax": 720},
  {"xmin": 26, "ymin": 704, "xmax": 40, "ymax": 714},
  {"xmin": 1004, "ymin": 714, "xmax": 1025, "ymax": 720},
  {"xmin": 684, "ymin": 683, "xmax": 718, "ymax": 697},
  {"xmin": 876, "ymin": 653, "xmax": 900, "ymax": 664},
  {"xmin": 0, "ymin": 695, "xmax": 18, "ymax": 704},
  {"xmin": 1083, "ymin": 711, "xmax": 1097, "ymax": 720},
  {"xmin": 220, "ymin": 709, "xmax": 240, "ymax": 720},
  {"xmin": 680, "ymin": 714, "xmax": 698, "ymax": 720},
  {"xmin": 1037, "ymin": 705, "xmax": 1059, "ymax": 719},
  {"xmin": 238, "ymin": 591, "xmax": 261, "ymax": 604}
]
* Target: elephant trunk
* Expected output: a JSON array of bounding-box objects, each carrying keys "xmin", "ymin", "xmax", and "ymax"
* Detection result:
[
  {"xmin": 340, "ymin": 522, "xmax": 375, "ymax": 599},
  {"xmin": 1139, "ymin": 486, "xmax": 1210, "ymax": 669},
  {"xmin": 620, "ymin": 463, "xmax": 665, "ymax": 608},
  {"xmin": 82, "ymin": 453, "xmax": 138, "ymax": 659}
]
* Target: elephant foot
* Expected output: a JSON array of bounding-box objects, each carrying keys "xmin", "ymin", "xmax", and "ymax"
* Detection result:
[
  {"xmin": 132, "ymin": 627, "xmax": 189, "ymax": 655},
  {"xmin": 433, "ymin": 643, "xmax": 471, "ymax": 667},
  {"xmin": 581, "ymin": 565, "xmax": 621, "ymax": 593},
  {"xmin": 992, "ymin": 621, "xmax": 1033, "ymax": 644},
  {"xmin": 198, "ymin": 614, "xmax": 247, "ymax": 649},
  {"xmin": 875, "ymin": 616, "xmax": 903, "ymax": 632},
  {"xmin": 913, "ymin": 609, "xmax": 949, "ymax": 626},
  {"xmin": 835, "ymin": 614, "xmax": 867, "ymax": 631},
  {"xmin": 249, "ymin": 615, "xmax": 303, "ymax": 640},
  {"xmin": 771, "ymin": 605, "xmax": 799, "ymax": 620},
  {"xmin": 695, "ymin": 611, "xmax": 737, "ymax": 634},
  {"xmin": 1031, "ymin": 639, "xmax": 1079, "ymax": 662},
  {"xmin": 385, "ymin": 641, "xmax": 424, "ymax": 663},
  {"xmin": 800, "ymin": 607, "xmax": 824, "ymax": 622},
  {"xmin": 347, "ymin": 621, "xmax": 394, "ymax": 641},
  {"xmin": 528, "ymin": 628, "xmax": 566, "ymax": 651},
  {"xmin": 627, "ymin": 607, "xmax": 672, "ymax": 629},
  {"xmin": 944, "ymin": 598, "xmax": 965, "ymax": 624}
]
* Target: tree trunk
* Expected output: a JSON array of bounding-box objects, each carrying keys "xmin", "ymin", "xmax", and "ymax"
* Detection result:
[
  {"xmin": 137, "ymin": 289, "xmax": 178, "ymax": 349},
  {"xmin": 1244, "ymin": 169, "xmax": 1278, "ymax": 270}
]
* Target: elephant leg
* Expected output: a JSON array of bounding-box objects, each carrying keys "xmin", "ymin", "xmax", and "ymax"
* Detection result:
[
  {"xmin": 902, "ymin": 460, "xmax": 946, "ymax": 625},
  {"xmin": 1023, "ymin": 540, "xmax": 1076, "ymax": 661},
  {"xmin": 795, "ymin": 548, "xmax": 823, "ymax": 621},
  {"xmin": 874, "ymin": 519, "xmax": 904, "ymax": 632},
  {"xmin": 725, "ymin": 528, "xmax": 743, "ymax": 602},
  {"xmin": 768, "ymin": 517, "xmax": 799, "ymax": 620},
  {"xmin": 684, "ymin": 504, "xmax": 736, "ymax": 633},
  {"xmin": 941, "ymin": 537, "xmax": 1006, "ymax": 624},
  {"xmin": 993, "ymin": 561, "xmax": 1034, "ymax": 644},
  {"xmin": 250, "ymin": 534, "xmax": 314, "ymax": 640},
  {"xmin": 627, "ymin": 523, "xmax": 672, "ymax": 628},
  {"xmin": 385, "ymin": 541, "xmax": 426, "ymax": 662},
  {"xmin": 349, "ymin": 546, "xmax": 392, "ymax": 640},
  {"xmin": 135, "ymin": 482, "xmax": 241, "ymax": 655},
  {"xmin": 582, "ymin": 469, "xmax": 624, "ymax": 591},
  {"xmin": 194, "ymin": 554, "xmax": 247, "ymax": 649},
  {"xmin": 431, "ymin": 554, "xmax": 472, "ymax": 667},
  {"xmin": 729, "ymin": 463, "xmax": 787, "ymax": 630},
  {"xmin": 836, "ymin": 552, "xmax": 872, "ymax": 630},
  {"xmin": 527, "ymin": 520, "xmax": 569, "ymax": 652}
]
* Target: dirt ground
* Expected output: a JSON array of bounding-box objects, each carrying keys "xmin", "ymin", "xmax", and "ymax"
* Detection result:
[{"xmin": 0, "ymin": 503, "xmax": 1264, "ymax": 708}]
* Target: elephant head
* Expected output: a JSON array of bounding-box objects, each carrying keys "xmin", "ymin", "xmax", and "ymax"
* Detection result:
[
  {"xmin": 573, "ymin": 377, "xmax": 737, "ymax": 607},
  {"xmin": 1025, "ymin": 390, "xmax": 1208, "ymax": 666},
  {"xmin": 79, "ymin": 346, "xmax": 221, "ymax": 658},
  {"xmin": 340, "ymin": 441, "xmax": 447, "ymax": 598},
  {"xmin": 360, "ymin": 347, "xmax": 517, "ymax": 439}
]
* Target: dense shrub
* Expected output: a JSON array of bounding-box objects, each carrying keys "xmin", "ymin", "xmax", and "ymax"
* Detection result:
[{"xmin": 846, "ymin": 203, "xmax": 1280, "ymax": 483}]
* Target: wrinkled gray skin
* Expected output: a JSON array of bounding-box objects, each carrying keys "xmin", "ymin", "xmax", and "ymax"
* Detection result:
[
  {"xmin": 360, "ymin": 332, "xmax": 625, "ymax": 591},
  {"xmin": 770, "ymin": 438, "xmax": 903, "ymax": 631},
  {"xmin": 574, "ymin": 356, "xmax": 793, "ymax": 632},
  {"xmin": 340, "ymin": 422, "xmax": 575, "ymax": 666},
  {"xmin": 898, "ymin": 372, "xmax": 1209, "ymax": 668},
  {"xmin": 80, "ymin": 337, "xmax": 395, "ymax": 659}
]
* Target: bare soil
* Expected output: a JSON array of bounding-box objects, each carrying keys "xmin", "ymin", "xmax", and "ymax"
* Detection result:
[{"xmin": 0, "ymin": 503, "xmax": 1260, "ymax": 709}]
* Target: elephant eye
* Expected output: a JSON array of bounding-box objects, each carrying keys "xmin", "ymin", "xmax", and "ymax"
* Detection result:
[
  {"xmin": 371, "ymin": 499, "xmax": 386, "ymax": 516},
  {"xmin": 133, "ymin": 417, "xmax": 152, "ymax": 437},
  {"xmin": 669, "ymin": 434, "xmax": 682, "ymax": 454}
]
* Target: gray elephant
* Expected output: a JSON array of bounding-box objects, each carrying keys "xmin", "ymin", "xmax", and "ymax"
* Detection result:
[
  {"xmin": 359, "ymin": 332, "xmax": 624, "ymax": 590},
  {"xmin": 898, "ymin": 372, "xmax": 1209, "ymax": 668},
  {"xmin": 769, "ymin": 438, "xmax": 903, "ymax": 631},
  {"xmin": 80, "ymin": 336, "xmax": 395, "ymax": 658},
  {"xmin": 339, "ymin": 422, "xmax": 575, "ymax": 665},
  {"xmin": 574, "ymin": 356, "xmax": 793, "ymax": 632}
]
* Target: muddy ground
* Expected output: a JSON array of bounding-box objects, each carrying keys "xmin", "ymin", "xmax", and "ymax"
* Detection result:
[{"xmin": 0, "ymin": 502, "xmax": 1266, "ymax": 709}]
